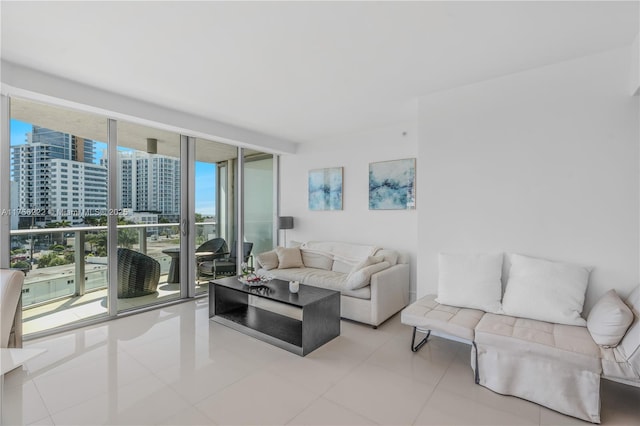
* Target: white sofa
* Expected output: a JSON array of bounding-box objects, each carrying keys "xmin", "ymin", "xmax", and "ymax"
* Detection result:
[
  {"xmin": 401, "ymin": 253, "xmax": 639, "ymax": 424},
  {"xmin": 255, "ymin": 241, "xmax": 410, "ymax": 327},
  {"xmin": 0, "ymin": 269, "xmax": 25, "ymax": 348}
]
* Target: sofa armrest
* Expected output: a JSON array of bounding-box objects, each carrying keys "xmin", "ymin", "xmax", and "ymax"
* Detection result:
[{"xmin": 369, "ymin": 263, "xmax": 410, "ymax": 326}]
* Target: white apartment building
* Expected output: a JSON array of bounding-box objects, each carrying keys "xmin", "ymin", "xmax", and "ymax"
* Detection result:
[
  {"xmin": 115, "ymin": 150, "xmax": 181, "ymax": 221},
  {"xmin": 11, "ymin": 126, "xmax": 106, "ymax": 227}
]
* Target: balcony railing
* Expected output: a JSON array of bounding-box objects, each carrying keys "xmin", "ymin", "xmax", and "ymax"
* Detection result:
[{"xmin": 9, "ymin": 221, "xmax": 217, "ymax": 309}]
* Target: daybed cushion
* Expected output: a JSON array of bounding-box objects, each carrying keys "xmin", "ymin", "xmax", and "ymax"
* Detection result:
[
  {"xmin": 401, "ymin": 294, "xmax": 484, "ymax": 341},
  {"xmin": 587, "ymin": 289, "xmax": 633, "ymax": 348},
  {"xmin": 502, "ymin": 254, "xmax": 590, "ymax": 326},
  {"xmin": 276, "ymin": 247, "xmax": 304, "ymax": 269},
  {"xmin": 435, "ymin": 253, "xmax": 503, "ymax": 313},
  {"xmin": 474, "ymin": 313, "xmax": 602, "ymax": 423}
]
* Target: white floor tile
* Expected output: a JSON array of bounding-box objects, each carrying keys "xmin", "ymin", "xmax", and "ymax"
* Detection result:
[
  {"xmin": 154, "ymin": 405, "xmax": 217, "ymax": 425},
  {"xmin": 287, "ymin": 397, "xmax": 379, "ymax": 425},
  {"xmin": 50, "ymin": 374, "xmax": 190, "ymax": 425},
  {"xmin": 414, "ymin": 388, "xmax": 538, "ymax": 425},
  {"xmin": 27, "ymin": 415, "xmax": 55, "ymax": 425},
  {"xmin": 267, "ymin": 335, "xmax": 374, "ymax": 395},
  {"xmin": 195, "ymin": 370, "xmax": 318, "ymax": 425},
  {"xmin": 323, "ymin": 361, "xmax": 436, "ymax": 425},
  {"xmin": 4, "ymin": 299, "xmax": 639, "ymax": 426},
  {"xmin": 1, "ymin": 379, "xmax": 50, "ymax": 425},
  {"xmin": 33, "ymin": 349, "xmax": 154, "ymax": 414},
  {"xmin": 367, "ymin": 334, "xmax": 462, "ymax": 386},
  {"xmin": 155, "ymin": 346, "xmax": 259, "ymax": 404}
]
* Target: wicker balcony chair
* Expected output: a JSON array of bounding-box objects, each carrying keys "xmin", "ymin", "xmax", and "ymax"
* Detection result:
[{"xmin": 117, "ymin": 248, "xmax": 160, "ymax": 298}]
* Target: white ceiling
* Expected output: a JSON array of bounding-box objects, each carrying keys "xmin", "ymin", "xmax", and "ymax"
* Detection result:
[{"xmin": 1, "ymin": 1, "xmax": 638, "ymax": 144}]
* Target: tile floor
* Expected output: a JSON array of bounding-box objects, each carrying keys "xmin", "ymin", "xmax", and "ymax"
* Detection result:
[{"xmin": 3, "ymin": 298, "xmax": 640, "ymax": 425}]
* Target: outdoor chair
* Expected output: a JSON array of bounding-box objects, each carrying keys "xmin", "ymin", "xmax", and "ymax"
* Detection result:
[
  {"xmin": 201, "ymin": 242, "xmax": 253, "ymax": 278},
  {"xmin": 117, "ymin": 248, "xmax": 160, "ymax": 298},
  {"xmin": 195, "ymin": 238, "xmax": 229, "ymax": 280}
]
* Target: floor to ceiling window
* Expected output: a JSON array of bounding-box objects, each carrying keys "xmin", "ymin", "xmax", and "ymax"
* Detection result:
[
  {"xmin": 9, "ymin": 98, "xmax": 110, "ymax": 335},
  {"xmin": 193, "ymin": 138, "xmax": 238, "ymax": 294},
  {"xmin": 3, "ymin": 95, "xmax": 279, "ymax": 338},
  {"xmin": 115, "ymin": 121, "xmax": 184, "ymax": 312},
  {"xmin": 243, "ymin": 152, "xmax": 275, "ymax": 259}
]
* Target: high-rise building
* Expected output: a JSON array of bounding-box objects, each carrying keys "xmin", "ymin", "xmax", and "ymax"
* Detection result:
[
  {"xmin": 11, "ymin": 126, "xmax": 107, "ymax": 227},
  {"xmin": 114, "ymin": 151, "xmax": 181, "ymax": 222},
  {"xmin": 12, "ymin": 125, "xmax": 181, "ymax": 228}
]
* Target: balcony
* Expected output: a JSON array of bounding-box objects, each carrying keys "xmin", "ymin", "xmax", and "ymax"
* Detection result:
[{"xmin": 10, "ymin": 222, "xmax": 216, "ymax": 336}]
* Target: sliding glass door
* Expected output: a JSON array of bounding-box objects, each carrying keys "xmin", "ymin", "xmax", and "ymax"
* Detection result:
[
  {"xmin": 115, "ymin": 121, "xmax": 183, "ymax": 312},
  {"xmin": 3, "ymin": 95, "xmax": 280, "ymax": 338}
]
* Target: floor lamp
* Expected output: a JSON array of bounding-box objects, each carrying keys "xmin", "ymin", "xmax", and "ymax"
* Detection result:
[{"xmin": 278, "ymin": 216, "xmax": 294, "ymax": 247}]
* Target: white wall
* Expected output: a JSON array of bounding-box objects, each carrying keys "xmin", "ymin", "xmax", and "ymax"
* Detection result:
[
  {"xmin": 632, "ymin": 33, "xmax": 640, "ymax": 96},
  {"xmin": 280, "ymin": 121, "xmax": 419, "ymax": 298},
  {"xmin": 418, "ymin": 46, "xmax": 639, "ymax": 312}
]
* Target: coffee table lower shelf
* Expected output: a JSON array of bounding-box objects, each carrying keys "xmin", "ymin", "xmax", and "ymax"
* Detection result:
[{"xmin": 212, "ymin": 305, "xmax": 303, "ymax": 350}]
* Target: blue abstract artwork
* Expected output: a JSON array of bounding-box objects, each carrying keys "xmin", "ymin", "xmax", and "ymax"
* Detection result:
[
  {"xmin": 308, "ymin": 167, "xmax": 343, "ymax": 211},
  {"xmin": 369, "ymin": 158, "xmax": 416, "ymax": 210}
]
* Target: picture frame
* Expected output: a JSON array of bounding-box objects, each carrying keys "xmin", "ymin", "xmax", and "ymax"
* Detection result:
[
  {"xmin": 369, "ymin": 158, "xmax": 416, "ymax": 210},
  {"xmin": 308, "ymin": 167, "xmax": 343, "ymax": 211}
]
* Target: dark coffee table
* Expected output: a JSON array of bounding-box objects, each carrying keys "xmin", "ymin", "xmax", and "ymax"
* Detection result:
[{"xmin": 209, "ymin": 276, "xmax": 340, "ymax": 356}]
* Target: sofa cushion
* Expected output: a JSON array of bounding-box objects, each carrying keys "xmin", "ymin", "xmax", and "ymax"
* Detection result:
[
  {"xmin": 330, "ymin": 260, "xmax": 353, "ymax": 273},
  {"xmin": 502, "ymin": 254, "xmax": 590, "ymax": 326},
  {"xmin": 301, "ymin": 250, "xmax": 333, "ymax": 270},
  {"xmin": 276, "ymin": 247, "xmax": 304, "ymax": 269},
  {"xmin": 346, "ymin": 261, "xmax": 390, "ymax": 290},
  {"xmin": 263, "ymin": 267, "xmax": 371, "ymax": 299},
  {"xmin": 435, "ymin": 252, "xmax": 503, "ymax": 314},
  {"xmin": 401, "ymin": 294, "xmax": 483, "ymax": 341},
  {"xmin": 256, "ymin": 250, "xmax": 279, "ymax": 270},
  {"xmin": 587, "ymin": 289, "xmax": 633, "ymax": 348}
]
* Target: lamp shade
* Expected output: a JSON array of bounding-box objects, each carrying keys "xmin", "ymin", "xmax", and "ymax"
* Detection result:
[{"xmin": 278, "ymin": 216, "xmax": 294, "ymax": 230}]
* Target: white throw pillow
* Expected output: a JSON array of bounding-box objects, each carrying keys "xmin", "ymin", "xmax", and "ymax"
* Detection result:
[
  {"xmin": 275, "ymin": 247, "xmax": 304, "ymax": 269},
  {"xmin": 345, "ymin": 261, "xmax": 390, "ymax": 290},
  {"xmin": 435, "ymin": 253, "xmax": 504, "ymax": 313},
  {"xmin": 301, "ymin": 250, "xmax": 334, "ymax": 270},
  {"xmin": 256, "ymin": 250, "xmax": 279, "ymax": 270},
  {"xmin": 375, "ymin": 249, "xmax": 399, "ymax": 266},
  {"xmin": 350, "ymin": 255, "xmax": 384, "ymax": 273},
  {"xmin": 502, "ymin": 254, "xmax": 590, "ymax": 326},
  {"xmin": 587, "ymin": 289, "xmax": 634, "ymax": 347}
]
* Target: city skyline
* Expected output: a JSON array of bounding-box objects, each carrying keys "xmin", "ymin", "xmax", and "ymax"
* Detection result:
[{"xmin": 10, "ymin": 119, "xmax": 216, "ymax": 216}]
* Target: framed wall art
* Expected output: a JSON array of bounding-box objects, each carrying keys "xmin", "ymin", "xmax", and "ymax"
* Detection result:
[
  {"xmin": 369, "ymin": 158, "xmax": 416, "ymax": 210},
  {"xmin": 308, "ymin": 167, "xmax": 343, "ymax": 211}
]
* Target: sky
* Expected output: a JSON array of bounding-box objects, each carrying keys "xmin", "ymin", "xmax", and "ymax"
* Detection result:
[{"xmin": 10, "ymin": 119, "xmax": 216, "ymax": 216}]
